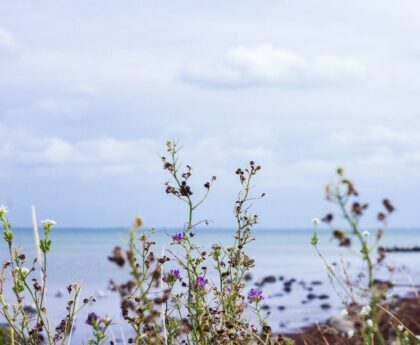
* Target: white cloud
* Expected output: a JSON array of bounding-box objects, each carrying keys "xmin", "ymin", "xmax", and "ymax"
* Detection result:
[
  {"xmin": 0, "ymin": 128, "xmax": 161, "ymax": 178},
  {"xmin": 182, "ymin": 45, "xmax": 365, "ymax": 88},
  {"xmin": 43, "ymin": 137, "xmax": 74, "ymax": 164},
  {"xmin": 0, "ymin": 28, "xmax": 18, "ymax": 58},
  {"xmin": 326, "ymin": 126, "xmax": 420, "ymax": 153},
  {"xmin": 3, "ymin": 122, "xmax": 419, "ymax": 187},
  {"xmin": 4, "ymin": 97, "xmax": 91, "ymax": 120}
]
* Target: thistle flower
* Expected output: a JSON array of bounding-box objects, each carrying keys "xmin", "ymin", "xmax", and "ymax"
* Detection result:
[
  {"xmin": 86, "ymin": 312, "xmax": 99, "ymax": 326},
  {"xmin": 247, "ymin": 288, "xmax": 264, "ymax": 304},
  {"xmin": 224, "ymin": 285, "xmax": 232, "ymax": 293},
  {"xmin": 163, "ymin": 269, "xmax": 181, "ymax": 283},
  {"xmin": 194, "ymin": 276, "xmax": 207, "ymax": 290},
  {"xmin": 170, "ymin": 269, "xmax": 181, "ymax": 280},
  {"xmin": 172, "ymin": 232, "xmax": 185, "ymax": 243},
  {"xmin": 360, "ymin": 305, "xmax": 371, "ymax": 316}
]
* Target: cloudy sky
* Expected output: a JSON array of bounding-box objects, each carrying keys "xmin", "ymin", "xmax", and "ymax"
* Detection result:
[{"xmin": 1, "ymin": 0, "xmax": 420, "ymax": 228}]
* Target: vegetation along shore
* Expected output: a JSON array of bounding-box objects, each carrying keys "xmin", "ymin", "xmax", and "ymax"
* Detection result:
[{"xmin": 0, "ymin": 141, "xmax": 419, "ymax": 344}]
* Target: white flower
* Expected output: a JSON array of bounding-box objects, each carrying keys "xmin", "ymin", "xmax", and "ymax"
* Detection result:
[
  {"xmin": 15, "ymin": 267, "xmax": 30, "ymax": 278},
  {"xmin": 20, "ymin": 267, "xmax": 29, "ymax": 275},
  {"xmin": 312, "ymin": 218, "xmax": 320, "ymax": 226},
  {"xmin": 416, "ymin": 335, "xmax": 420, "ymax": 341},
  {"xmin": 397, "ymin": 325, "xmax": 404, "ymax": 332},
  {"xmin": 362, "ymin": 231, "xmax": 370, "ymax": 237},
  {"xmin": 347, "ymin": 329, "xmax": 354, "ymax": 338},
  {"xmin": 0, "ymin": 205, "xmax": 8, "ymax": 216},
  {"xmin": 166, "ymin": 139, "xmax": 173, "ymax": 150},
  {"xmin": 41, "ymin": 219, "xmax": 56, "ymax": 227},
  {"xmin": 341, "ymin": 309, "xmax": 348, "ymax": 317},
  {"xmin": 360, "ymin": 305, "xmax": 371, "ymax": 316},
  {"xmin": 101, "ymin": 316, "xmax": 112, "ymax": 325},
  {"xmin": 366, "ymin": 319, "xmax": 373, "ymax": 328}
]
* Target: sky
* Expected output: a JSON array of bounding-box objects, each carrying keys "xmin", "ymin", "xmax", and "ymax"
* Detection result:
[{"xmin": 1, "ymin": 0, "xmax": 420, "ymax": 228}]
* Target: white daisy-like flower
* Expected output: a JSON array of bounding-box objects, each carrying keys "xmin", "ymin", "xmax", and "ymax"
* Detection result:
[
  {"xmin": 15, "ymin": 267, "xmax": 30, "ymax": 278},
  {"xmin": 347, "ymin": 329, "xmax": 354, "ymax": 338},
  {"xmin": 362, "ymin": 230, "xmax": 370, "ymax": 237},
  {"xmin": 41, "ymin": 219, "xmax": 56, "ymax": 227},
  {"xmin": 0, "ymin": 205, "xmax": 9, "ymax": 216},
  {"xmin": 366, "ymin": 319, "xmax": 373, "ymax": 328},
  {"xmin": 360, "ymin": 305, "xmax": 371, "ymax": 316},
  {"xmin": 312, "ymin": 218, "xmax": 320, "ymax": 226},
  {"xmin": 397, "ymin": 325, "xmax": 404, "ymax": 332}
]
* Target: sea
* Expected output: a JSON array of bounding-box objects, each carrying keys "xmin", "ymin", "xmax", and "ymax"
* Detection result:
[{"xmin": 1, "ymin": 227, "xmax": 419, "ymax": 343}]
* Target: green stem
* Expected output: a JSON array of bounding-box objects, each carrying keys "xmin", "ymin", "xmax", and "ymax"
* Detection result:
[
  {"xmin": 0, "ymin": 293, "xmax": 20, "ymax": 342},
  {"xmin": 22, "ymin": 279, "xmax": 53, "ymax": 345},
  {"xmin": 337, "ymin": 195, "xmax": 374, "ymax": 288}
]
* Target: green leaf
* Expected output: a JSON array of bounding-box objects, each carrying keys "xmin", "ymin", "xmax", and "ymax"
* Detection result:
[{"xmin": 311, "ymin": 231, "xmax": 318, "ymax": 246}]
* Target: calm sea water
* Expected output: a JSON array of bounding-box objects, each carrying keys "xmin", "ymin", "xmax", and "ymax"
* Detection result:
[{"xmin": 1, "ymin": 227, "xmax": 420, "ymax": 342}]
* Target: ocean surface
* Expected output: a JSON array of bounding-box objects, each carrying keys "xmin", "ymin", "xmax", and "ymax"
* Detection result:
[{"xmin": 1, "ymin": 227, "xmax": 419, "ymax": 343}]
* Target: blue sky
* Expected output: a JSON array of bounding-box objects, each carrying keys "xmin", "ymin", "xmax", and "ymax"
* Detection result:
[{"xmin": 1, "ymin": 1, "xmax": 420, "ymax": 228}]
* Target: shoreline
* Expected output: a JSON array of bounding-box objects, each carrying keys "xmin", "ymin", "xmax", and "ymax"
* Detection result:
[{"xmin": 281, "ymin": 291, "xmax": 420, "ymax": 344}]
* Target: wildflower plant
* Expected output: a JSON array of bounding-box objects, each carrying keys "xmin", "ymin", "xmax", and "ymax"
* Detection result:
[
  {"xmin": 108, "ymin": 219, "xmax": 166, "ymax": 344},
  {"xmin": 108, "ymin": 140, "xmax": 289, "ymax": 344},
  {"xmin": 85, "ymin": 312, "xmax": 112, "ymax": 345},
  {"xmin": 2, "ymin": 142, "xmax": 420, "ymax": 345},
  {"xmin": 310, "ymin": 168, "xmax": 420, "ymax": 344},
  {"xmin": 0, "ymin": 209, "xmax": 94, "ymax": 345}
]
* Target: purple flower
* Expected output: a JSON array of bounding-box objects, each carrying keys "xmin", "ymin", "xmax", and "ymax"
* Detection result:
[
  {"xmin": 85, "ymin": 312, "xmax": 99, "ymax": 326},
  {"xmin": 247, "ymin": 288, "xmax": 264, "ymax": 303},
  {"xmin": 172, "ymin": 232, "xmax": 185, "ymax": 243},
  {"xmin": 194, "ymin": 276, "xmax": 208, "ymax": 290},
  {"xmin": 163, "ymin": 269, "xmax": 181, "ymax": 283},
  {"xmin": 170, "ymin": 269, "xmax": 181, "ymax": 280}
]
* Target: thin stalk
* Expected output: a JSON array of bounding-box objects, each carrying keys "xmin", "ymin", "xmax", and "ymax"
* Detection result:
[
  {"xmin": 66, "ymin": 286, "xmax": 81, "ymax": 345},
  {"xmin": 160, "ymin": 246, "xmax": 168, "ymax": 345},
  {"xmin": 337, "ymin": 195, "xmax": 374, "ymax": 288},
  {"xmin": 21, "ymin": 279, "xmax": 53, "ymax": 345}
]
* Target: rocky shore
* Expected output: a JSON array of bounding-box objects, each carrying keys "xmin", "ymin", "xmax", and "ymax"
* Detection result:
[{"xmin": 282, "ymin": 293, "xmax": 420, "ymax": 344}]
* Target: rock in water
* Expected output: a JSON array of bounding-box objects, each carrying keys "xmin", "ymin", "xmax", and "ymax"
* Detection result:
[{"xmin": 23, "ymin": 305, "xmax": 37, "ymax": 318}]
